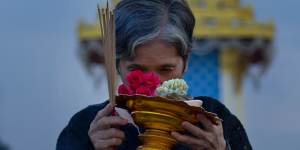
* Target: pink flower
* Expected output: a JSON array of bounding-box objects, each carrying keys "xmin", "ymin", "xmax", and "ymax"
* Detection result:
[
  {"xmin": 144, "ymin": 72, "xmax": 161, "ymax": 90},
  {"xmin": 118, "ymin": 84, "xmax": 134, "ymax": 95},
  {"xmin": 118, "ymin": 70, "xmax": 161, "ymax": 97},
  {"xmin": 136, "ymin": 87, "xmax": 154, "ymax": 96},
  {"xmin": 126, "ymin": 70, "xmax": 145, "ymax": 90}
]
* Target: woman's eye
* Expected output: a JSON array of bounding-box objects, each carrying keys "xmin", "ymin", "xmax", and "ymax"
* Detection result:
[
  {"xmin": 128, "ymin": 67, "xmax": 146, "ymax": 72},
  {"xmin": 128, "ymin": 68, "xmax": 140, "ymax": 72},
  {"xmin": 128, "ymin": 68, "xmax": 136, "ymax": 71},
  {"xmin": 160, "ymin": 68, "xmax": 174, "ymax": 73}
]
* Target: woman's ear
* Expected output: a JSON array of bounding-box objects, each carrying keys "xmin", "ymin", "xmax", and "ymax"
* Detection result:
[
  {"xmin": 116, "ymin": 65, "xmax": 121, "ymax": 75},
  {"xmin": 183, "ymin": 55, "xmax": 189, "ymax": 74},
  {"xmin": 117, "ymin": 59, "xmax": 126, "ymax": 82}
]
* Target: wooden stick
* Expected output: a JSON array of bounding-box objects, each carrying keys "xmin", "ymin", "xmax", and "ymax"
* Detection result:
[{"xmin": 97, "ymin": 0, "xmax": 117, "ymax": 106}]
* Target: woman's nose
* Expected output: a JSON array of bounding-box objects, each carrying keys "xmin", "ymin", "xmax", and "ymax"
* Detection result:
[
  {"xmin": 159, "ymin": 76, "xmax": 169, "ymax": 83},
  {"xmin": 146, "ymin": 70, "xmax": 164, "ymax": 82}
]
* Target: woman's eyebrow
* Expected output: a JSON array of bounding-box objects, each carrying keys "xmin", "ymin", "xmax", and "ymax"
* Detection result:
[
  {"xmin": 127, "ymin": 64, "xmax": 146, "ymax": 70},
  {"xmin": 160, "ymin": 64, "xmax": 176, "ymax": 68}
]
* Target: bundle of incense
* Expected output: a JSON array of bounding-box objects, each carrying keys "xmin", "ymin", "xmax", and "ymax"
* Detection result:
[{"xmin": 97, "ymin": 0, "xmax": 118, "ymax": 106}]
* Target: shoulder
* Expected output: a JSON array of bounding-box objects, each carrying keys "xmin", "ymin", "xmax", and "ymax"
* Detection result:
[
  {"xmin": 195, "ymin": 96, "xmax": 252, "ymax": 149},
  {"xmin": 194, "ymin": 96, "xmax": 238, "ymax": 131},
  {"xmin": 194, "ymin": 96, "xmax": 231, "ymax": 120},
  {"xmin": 67, "ymin": 101, "xmax": 109, "ymax": 129},
  {"xmin": 56, "ymin": 101, "xmax": 109, "ymax": 150}
]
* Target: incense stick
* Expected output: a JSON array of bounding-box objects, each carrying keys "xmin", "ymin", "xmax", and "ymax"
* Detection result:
[{"xmin": 97, "ymin": 1, "xmax": 117, "ymax": 106}]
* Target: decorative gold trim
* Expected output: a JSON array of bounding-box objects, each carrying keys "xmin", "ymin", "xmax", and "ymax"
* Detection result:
[{"xmin": 78, "ymin": 0, "xmax": 274, "ymax": 41}]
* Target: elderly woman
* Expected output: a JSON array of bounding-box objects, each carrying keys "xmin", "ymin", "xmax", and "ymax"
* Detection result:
[{"xmin": 57, "ymin": 0, "xmax": 252, "ymax": 149}]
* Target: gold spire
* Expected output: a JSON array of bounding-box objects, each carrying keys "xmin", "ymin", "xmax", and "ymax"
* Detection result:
[
  {"xmin": 78, "ymin": 0, "xmax": 274, "ymax": 41},
  {"xmin": 188, "ymin": 0, "xmax": 274, "ymax": 39}
]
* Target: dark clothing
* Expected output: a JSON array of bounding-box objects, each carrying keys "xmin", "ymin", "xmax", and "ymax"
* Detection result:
[{"xmin": 56, "ymin": 96, "xmax": 252, "ymax": 150}]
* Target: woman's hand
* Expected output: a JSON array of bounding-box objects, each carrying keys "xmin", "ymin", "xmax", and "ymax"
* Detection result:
[
  {"xmin": 171, "ymin": 113, "xmax": 226, "ymax": 150},
  {"xmin": 88, "ymin": 103, "xmax": 128, "ymax": 150}
]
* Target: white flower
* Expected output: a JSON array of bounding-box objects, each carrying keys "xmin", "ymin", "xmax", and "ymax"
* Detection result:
[{"xmin": 156, "ymin": 79, "xmax": 188, "ymax": 96}]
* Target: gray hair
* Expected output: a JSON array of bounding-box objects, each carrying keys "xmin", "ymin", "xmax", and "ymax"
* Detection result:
[{"xmin": 115, "ymin": 0, "xmax": 195, "ymax": 64}]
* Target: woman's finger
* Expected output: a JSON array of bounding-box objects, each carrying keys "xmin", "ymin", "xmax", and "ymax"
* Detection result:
[
  {"xmin": 93, "ymin": 128, "xmax": 126, "ymax": 140},
  {"xmin": 197, "ymin": 113, "xmax": 214, "ymax": 131},
  {"xmin": 90, "ymin": 116, "xmax": 128, "ymax": 134},
  {"xmin": 93, "ymin": 138, "xmax": 123, "ymax": 149},
  {"xmin": 93, "ymin": 103, "xmax": 114, "ymax": 122},
  {"xmin": 171, "ymin": 132, "xmax": 205, "ymax": 147},
  {"xmin": 181, "ymin": 121, "xmax": 207, "ymax": 139}
]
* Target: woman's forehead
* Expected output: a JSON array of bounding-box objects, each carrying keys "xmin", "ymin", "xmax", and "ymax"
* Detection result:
[
  {"xmin": 126, "ymin": 58, "xmax": 179, "ymax": 68},
  {"xmin": 134, "ymin": 40, "xmax": 179, "ymax": 58}
]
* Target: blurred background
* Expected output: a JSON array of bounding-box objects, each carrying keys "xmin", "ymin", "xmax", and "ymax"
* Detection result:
[{"xmin": 0, "ymin": 0, "xmax": 299, "ymax": 149}]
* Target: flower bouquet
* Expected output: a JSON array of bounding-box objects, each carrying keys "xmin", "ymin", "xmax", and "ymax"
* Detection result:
[{"xmin": 116, "ymin": 70, "xmax": 221, "ymax": 150}]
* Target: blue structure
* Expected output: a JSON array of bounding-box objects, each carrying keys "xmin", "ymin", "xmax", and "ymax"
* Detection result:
[{"xmin": 184, "ymin": 50, "xmax": 220, "ymax": 99}]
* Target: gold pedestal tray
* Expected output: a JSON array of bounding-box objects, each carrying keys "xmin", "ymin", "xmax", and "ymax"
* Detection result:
[{"xmin": 116, "ymin": 95, "xmax": 221, "ymax": 150}]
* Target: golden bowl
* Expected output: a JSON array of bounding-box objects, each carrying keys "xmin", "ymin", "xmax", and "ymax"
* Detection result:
[{"xmin": 116, "ymin": 94, "xmax": 221, "ymax": 150}]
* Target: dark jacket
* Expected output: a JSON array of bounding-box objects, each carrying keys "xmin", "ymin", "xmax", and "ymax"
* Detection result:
[{"xmin": 56, "ymin": 96, "xmax": 252, "ymax": 150}]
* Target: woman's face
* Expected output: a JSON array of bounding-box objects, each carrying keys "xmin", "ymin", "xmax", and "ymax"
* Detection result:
[{"xmin": 119, "ymin": 40, "xmax": 187, "ymax": 83}]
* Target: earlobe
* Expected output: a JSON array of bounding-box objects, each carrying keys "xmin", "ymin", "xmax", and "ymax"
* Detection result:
[
  {"xmin": 116, "ymin": 66, "xmax": 121, "ymax": 75},
  {"xmin": 183, "ymin": 63, "xmax": 188, "ymax": 74},
  {"xmin": 116, "ymin": 66, "xmax": 123, "ymax": 81},
  {"xmin": 116, "ymin": 62, "xmax": 124, "ymax": 81},
  {"xmin": 183, "ymin": 56, "xmax": 189, "ymax": 74}
]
